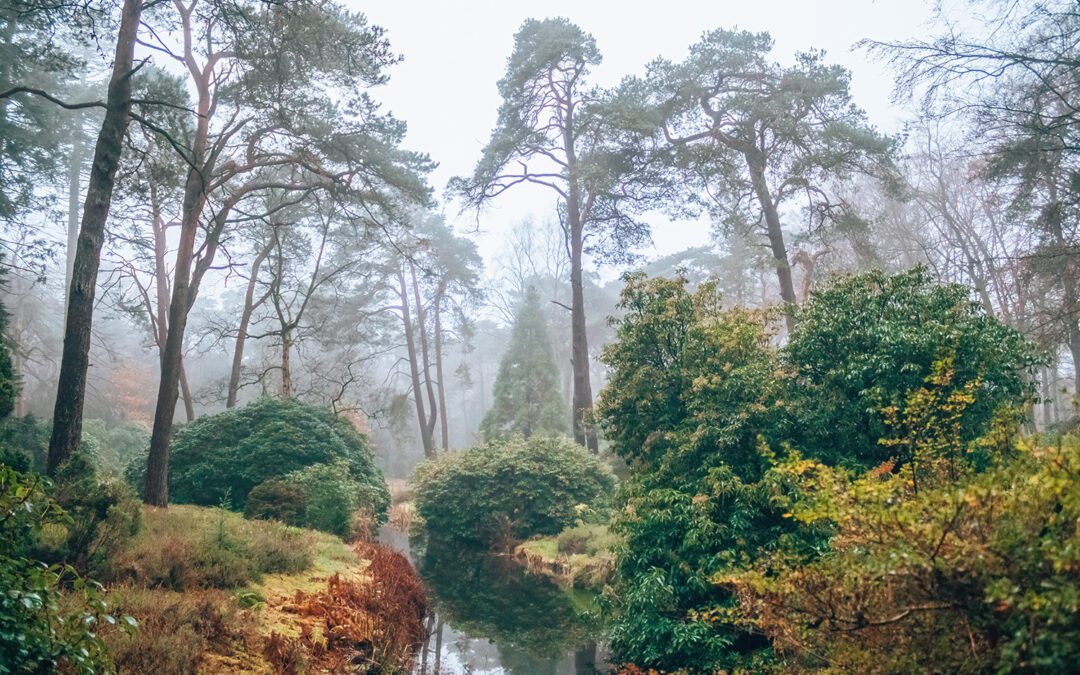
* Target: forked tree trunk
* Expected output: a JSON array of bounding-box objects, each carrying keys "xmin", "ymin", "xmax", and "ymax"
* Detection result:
[
  {"xmin": 227, "ymin": 246, "xmax": 270, "ymax": 408},
  {"xmin": 179, "ymin": 360, "xmax": 195, "ymax": 421},
  {"xmin": 433, "ymin": 286, "xmax": 449, "ymax": 450},
  {"xmin": 144, "ymin": 38, "xmax": 215, "ymax": 505},
  {"xmin": 399, "ymin": 267, "xmax": 435, "ymax": 458},
  {"xmin": 149, "ymin": 202, "xmax": 196, "ymax": 423},
  {"xmin": 47, "ymin": 0, "xmax": 143, "ymax": 474},
  {"xmin": 411, "ymin": 263, "xmax": 439, "ymax": 452}
]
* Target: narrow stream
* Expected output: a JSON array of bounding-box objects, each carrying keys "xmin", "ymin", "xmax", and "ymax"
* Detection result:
[{"xmin": 380, "ymin": 525, "xmax": 609, "ymax": 674}]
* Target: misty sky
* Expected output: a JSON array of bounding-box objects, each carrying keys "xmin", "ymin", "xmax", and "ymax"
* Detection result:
[{"xmin": 357, "ymin": 0, "xmax": 937, "ymax": 272}]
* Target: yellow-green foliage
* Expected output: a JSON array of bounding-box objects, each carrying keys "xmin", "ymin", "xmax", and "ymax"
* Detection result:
[
  {"xmin": 515, "ymin": 524, "xmax": 620, "ymax": 590},
  {"xmin": 723, "ymin": 435, "xmax": 1080, "ymax": 673}
]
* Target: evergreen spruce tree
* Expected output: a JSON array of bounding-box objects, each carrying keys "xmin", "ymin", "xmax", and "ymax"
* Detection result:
[
  {"xmin": 481, "ymin": 287, "xmax": 568, "ymax": 440},
  {"xmin": 0, "ymin": 258, "xmax": 17, "ymax": 420}
]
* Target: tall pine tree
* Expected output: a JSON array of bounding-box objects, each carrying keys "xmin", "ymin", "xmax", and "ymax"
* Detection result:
[
  {"xmin": 481, "ymin": 286, "xmax": 568, "ymax": 440},
  {"xmin": 0, "ymin": 258, "xmax": 15, "ymax": 420}
]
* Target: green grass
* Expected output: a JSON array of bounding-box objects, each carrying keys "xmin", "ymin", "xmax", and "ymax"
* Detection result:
[
  {"xmin": 98, "ymin": 504, "xmax": 370, "ymax": 673},
  {"xmin": 516, "ymin": 523, "xmax": 620, "ymax": 590}
]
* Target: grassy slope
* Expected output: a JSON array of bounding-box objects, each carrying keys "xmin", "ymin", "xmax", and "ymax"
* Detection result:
[
  {"xmin": 102, "ymin": 504, "xmax": 371, "ymax": 674},
  {"xmin": 514, "ymin": 523, "xmax": 618, "ymax": 591}
]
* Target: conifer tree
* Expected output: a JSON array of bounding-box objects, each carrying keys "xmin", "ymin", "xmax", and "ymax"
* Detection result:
[
  {"xmin": 0, "ymin": 259, "xmax": 15, "ymax": 419},
  {"xmin": 481, "ymin": 286, "xmax": 567, "ymax": 440}
]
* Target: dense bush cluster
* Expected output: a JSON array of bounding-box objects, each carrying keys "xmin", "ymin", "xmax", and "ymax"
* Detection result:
[
  {"xmin": 246, "ymin": 460, "xmax": 388, "ymax": 538},
  {"xmin": 598, "ymin": 269, "xmax": 1047, "ymax": 672},
  {"xmin": 133, "ymin": 398, "xmax": 390, "ymax": 536},
  {"xmin": 729, "ymin": 437, "xmax": 1080, "ymax": 673},
  {"xmin": 0, "ymin": 413, "xmax": 49, "ymax": 472},
  {"xmin": 0, "ymin": 463, "xmax": 136, "ymax": 673},
  {"xmin": 413, "ymin": 435, "xmax": 616, "ymax": 548}
]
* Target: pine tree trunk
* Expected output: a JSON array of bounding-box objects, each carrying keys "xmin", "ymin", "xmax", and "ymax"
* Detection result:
[
  {"xmin": 411, "ymin": 263, "xmax": 440, "ymax": 453},
  {"xmin": 747, "ymin": 157, "xmax": 797, "ymax": 333},
  {"xmin": 1069, "ymin": 327, "xmax": 1080, "ymax": 408},
  {"xmin": 399, "ymin": 267, "xmax": 434, "ymax": 458},
  {"xmin": 280, "ymin": 327, "xmax": 292, "ymax": 398},
  {"xmin": 568, "ymin": 217, "xmax": 598, "ymax": 453},
  {"xmin": 64, "ymin": 121, "xmax": 83, "ymax": 320},
  {"xmin": 433, "ymin": 286, "xmax": 449, "ymax": 450},
  {"xmin": 47, "ymin": 0, "xmax": 143, "ymax": 474},
  {"xmin": 227, "ymin": 247, "xmax": 269, "ymax": 408},
  {"xmin": 144, "ymin": 49, "xmax": 215, "ymax": 506},
  {"xmin": 563, "ymin": 98, "xmax": 598, "ymax": 453}
]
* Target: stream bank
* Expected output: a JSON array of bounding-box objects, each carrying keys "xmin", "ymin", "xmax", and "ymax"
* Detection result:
[{"xmin": 379, "ymin": 524, "xmax": 611, "ymax": 674}]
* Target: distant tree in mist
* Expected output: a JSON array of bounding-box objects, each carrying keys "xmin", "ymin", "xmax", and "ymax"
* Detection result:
[
  {"xmin": 382, "ymin": 212, "xmax": 482, "ymax": 458},
  {"xmin": 481, "ymin": 286, "xmax": 567, "ymax": 441},
  {"xmin": 0, "ymin": 260, "xmax": 17, "ymax": 419}
]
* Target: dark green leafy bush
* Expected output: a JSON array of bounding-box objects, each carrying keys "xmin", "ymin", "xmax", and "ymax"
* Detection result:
[
  {"xmin": 36, "ymin": 454, "xmax": 142, "ymax": 576},
  {"xmin": 597, "ymin": 270, "xmax": 1040, "ymax": 672},
  {"xmin": 413, "ymin": 436, "xmax": 616, "ymax": 548},
  {"xmin": 0, "ymin": 413, "xmax": 49, "ymax": 472},
  {"xmin": 287, "ymin": 461, "xmax": 385, "ymax": 538},
  {"xmin": 244, "ymin": 478, "xmax": 305, "ymax": 525},
  {"xmin": 144, "ymin": 398, "xmax": 388, "ymax": 521},
  {"xmin": 0, "ymin": 465, "xmax": 134, "ymax": 673},
  {"xmin": 785, "ymin": 267, "xmax": 1040, "ymax": 469},
  {"xmin": 246, "ymin": 461, "xmax": 388, "ymax": 539}
]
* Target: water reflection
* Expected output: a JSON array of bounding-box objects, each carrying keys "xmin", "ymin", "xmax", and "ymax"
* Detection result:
[{"xmin": 412, "ymin": 540, "xmax": 607, "ymax": 674}]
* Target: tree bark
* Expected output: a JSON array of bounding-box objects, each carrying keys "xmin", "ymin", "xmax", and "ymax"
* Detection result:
[
  {"xmin": 64, "ymin": 121, "xmax": 84, "ymax": 320},
  {"xmin": 747, "ymin": 156, "xmax": 797, "ymax": 333},
  {"xmin": 47, "ymin": 0, "xmax": 143, "ymax": 474},
  {"xmin": 179, "ymin": 359, "xmax": 195, "ymax": 421},
  {"xmin": 1069, "ymin": 327, "xmax": 1080, "ymax": 405},
  {"xmin": 568, "ymin": 217, "xmax": 598, "ymax": 453},
  {"xmin": 410, "ymin": 262, "xmax": 440, "ymax": 454},
  {"xmin": 280, "ymin": 327, "xmax": 292, "ymax": 398},
  {"xmin": 1041, "ymin": 365, "xmax": 1053, "ymax": 431},
  {"xmin": 433, "ymin": 619, "xmax": 443, "ymax": 673},
  {"xmin": 433, "ymin": 285, "xmax": 449, "ymax": 450},
  {"xmin": 563, "ymin": 97, "xmax": 598, "ymax": 453},
  {"xmin": 144, "ymin": 24, "xmax": 215, "ymax": 505},
  {"xmin": 399, "ymin": 267, "xmax": 435, "ymax": 458},
  {"xmin": 227, "ymin": 246, "xmax": 270, "ymax": 408}
]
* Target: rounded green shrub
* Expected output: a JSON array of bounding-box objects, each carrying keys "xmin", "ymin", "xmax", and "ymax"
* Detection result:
[
  {"xmin": 244, "ymin": 479, "xmax": 305, "ymax": 526},
  {"xmin": 162, "ymin": 398, "xmax": 389, "ymax": 523},
  {"xmin": 413, "ymin": 436, "xmax": 616, "ymax": 548},
  {"xmin": 286, "ymin": 461, "xmax": 384, "ymax": 539}
]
